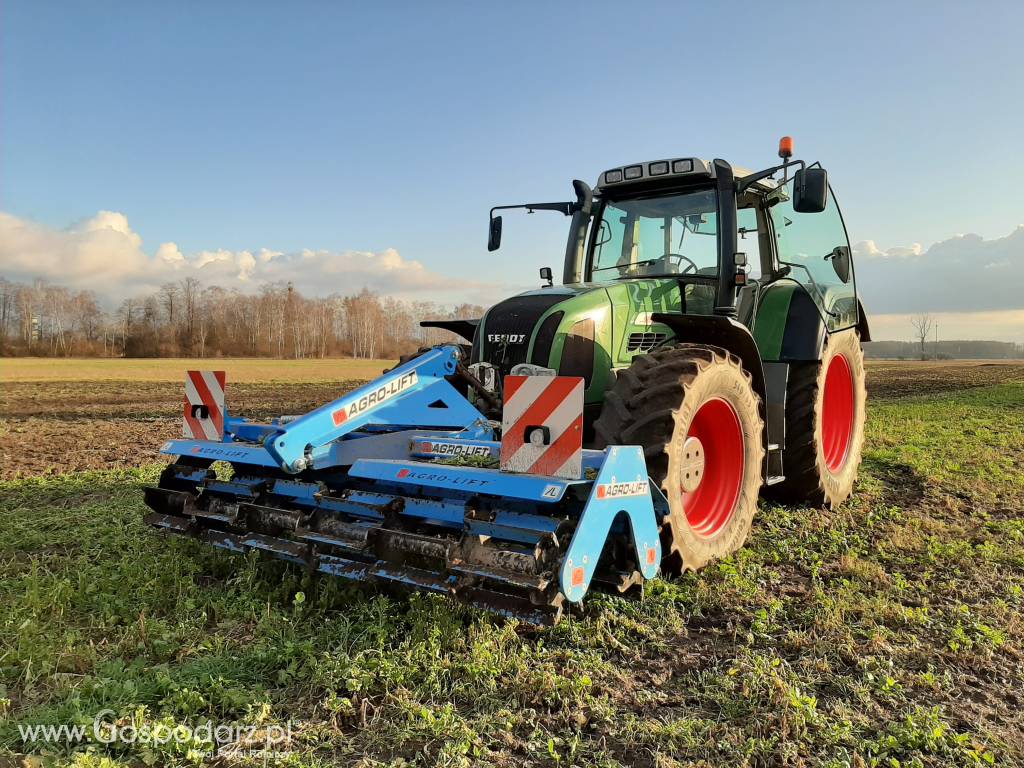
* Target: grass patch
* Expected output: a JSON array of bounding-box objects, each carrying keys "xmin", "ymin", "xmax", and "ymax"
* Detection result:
[{"xmin": 1, "ymin": 384, "xmax": 1021, "ymax": 766}]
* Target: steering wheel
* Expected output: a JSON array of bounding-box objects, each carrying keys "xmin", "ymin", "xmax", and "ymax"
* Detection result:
[{"xmin": 662, "ymin": 253, "xmax": 699, "ymax": 274}]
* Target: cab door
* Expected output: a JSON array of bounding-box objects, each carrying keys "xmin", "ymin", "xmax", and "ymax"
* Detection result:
[{"xmin": 764, "ymin": 179, "xmax": 858, "ymax": 332}]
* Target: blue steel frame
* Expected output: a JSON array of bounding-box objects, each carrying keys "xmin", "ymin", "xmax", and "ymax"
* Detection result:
[
  {"xmin": 156, "ymin": 344, "xmax": 666, "ymax": 605},
  {"xmin": 560, "ymin": 446, "xmax": 661, "ymax": 602},
  {"xmin": 262, "ymin": 346, "xmax": 487, "ymax": 472}
]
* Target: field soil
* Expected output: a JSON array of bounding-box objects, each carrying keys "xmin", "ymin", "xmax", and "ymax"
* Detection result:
[
  {"xmin": 864, "ymin": 359, "xmax": 1024, "ymax": 397},
  {"xmin": 0, "ymin": 359, "xmax": 397, "ymax": 480},
  {"xmin": 0, "ymin": 356, "xmax": 397, "ymax": 382},
  {"xmin": 2, "ymin": 359, "xmax": 1022, "ymax": 480}
]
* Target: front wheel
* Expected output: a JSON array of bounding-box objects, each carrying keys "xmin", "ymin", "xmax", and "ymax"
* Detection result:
[
  {"xmin": 765, "ymin": 329, "xmax": 867, "ymax": 507},
  {"xmin": 593, "ymin": 344, "xmax": 765, "ymax": 574}
]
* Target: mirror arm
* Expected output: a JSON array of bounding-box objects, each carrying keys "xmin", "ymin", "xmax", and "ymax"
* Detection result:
[
  {"xmin": 489, "ymin": 201, "xmax": 574, "ymax": 218},
  {"xmin": 737, "ymin": 159, "xmax": 806, "ymax": 192}
]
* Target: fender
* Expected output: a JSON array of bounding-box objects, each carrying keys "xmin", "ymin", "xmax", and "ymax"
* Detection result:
[
  {"xmin": 780, "ymin": 287, "xmax": 827, "ymax": 361},
  {"xmin": 755, "ymin": 282, "xmax": 869, "ymax": 361},
  {"xmin": 651, "ymin": 312, "xmax": 767, "ymax": 406},
  {"xmin": 856, "ymin": 298, "xmax": 871, "ymax": 342},
  {"xmin": 650, "ymin": 313, "xmax": 773, "ymax": 473},
  {"xmin": 754, "ymin": 282, "xmax": 826, "ymax": 362}
]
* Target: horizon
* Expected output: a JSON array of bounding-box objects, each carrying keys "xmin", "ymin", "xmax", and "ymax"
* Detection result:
[{"xmin": 2, "ymin": 1, "xmax": 1023, "ymax": 343}]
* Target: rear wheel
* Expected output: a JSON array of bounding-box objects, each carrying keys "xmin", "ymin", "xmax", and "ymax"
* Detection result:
[
  {"xmin": 765, "ymin": 329, "xmax": 866, "ymax": 507},
  {"xmin": 593, "ymin": 344, "xmax": 764, "ymax": 574}
]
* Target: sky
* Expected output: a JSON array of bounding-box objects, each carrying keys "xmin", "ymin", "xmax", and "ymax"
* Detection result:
[{"xmin": 1, "ymin": 1, "xmax": 1022, "ymax": 342}]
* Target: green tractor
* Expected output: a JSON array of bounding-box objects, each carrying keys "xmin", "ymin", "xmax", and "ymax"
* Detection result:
[{"xmin": 425, "ymin": 138, "xmax": 869, "ymax": 574}]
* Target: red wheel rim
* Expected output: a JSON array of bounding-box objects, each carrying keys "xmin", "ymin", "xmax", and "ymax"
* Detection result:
[
  {"xmin": 681, "ymin": 397, "xmax": 744, "ymax": 538},
  {"xmin": 822, "ymin": 353, "xmax": 855, "ymax": 472}
]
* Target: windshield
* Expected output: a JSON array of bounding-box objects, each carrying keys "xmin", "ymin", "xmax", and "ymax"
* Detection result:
[{"xmin": 588, "ymin": 188, "xmax": 719, "ymax": 279}]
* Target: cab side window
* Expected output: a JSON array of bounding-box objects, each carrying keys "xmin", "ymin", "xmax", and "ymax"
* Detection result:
[{"xmin": 768, "ymin": 180, "xmax": 857, "ymax": 331}]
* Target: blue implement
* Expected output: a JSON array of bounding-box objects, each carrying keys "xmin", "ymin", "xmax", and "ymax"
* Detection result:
[
  {"xmin": 559, "ymin": 446, "xmax": 662, "ymax": 602},
  {"xmin": 262, "ymin": 346, "xmax": 486, "ymax": 472},
  {"xmin": 142, "ymin": 344, "xmax": 667, "ymax": 624}
]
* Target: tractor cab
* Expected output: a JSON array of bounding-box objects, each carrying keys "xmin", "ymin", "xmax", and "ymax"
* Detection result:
[{"xmin": 579, "ymin": 157, "xmax": 861, "ymax": 347}]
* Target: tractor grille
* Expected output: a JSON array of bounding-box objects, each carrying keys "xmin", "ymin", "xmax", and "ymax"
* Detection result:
[
  {"xmin": 479, "ymin": 292, "xmax": 567, "ymax": 375},
  {"xmin": 627, "ymin": 332, "xmax": 668, "ymax": 353}
]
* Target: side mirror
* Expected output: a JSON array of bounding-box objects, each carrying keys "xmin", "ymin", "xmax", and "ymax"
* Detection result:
[
  {"xmin": 539, "ymin": 266, "xmax": 553, "ymax": 287},
  {"xmin": 488, "ymin": 215, "xmax": 503, "ymax": 252},
  {"xmin": 793, "ymin": 167, "xmax": 828, "ymax": 213},
  {"xmin": 828, "ymin": 245, "xmax": 852, "ymax": 283}
]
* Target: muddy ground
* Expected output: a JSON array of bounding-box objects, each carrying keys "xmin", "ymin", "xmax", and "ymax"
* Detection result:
[
  {"xmin": 0, "ymin": 380, "xmax": 364, "ymax": 479},
  {"xmin": 2, "ymin": 360, "xmax": 1022, "ymax": 480}
]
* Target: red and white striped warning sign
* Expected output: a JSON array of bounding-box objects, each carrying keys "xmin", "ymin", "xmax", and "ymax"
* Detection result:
[
  {"xmin": 183, "ymin": 370, "xmax": 226, "ymax": 441},
  {"xmin": 499, "ymin": 375, "xmax": 584, "ymax": 480}
]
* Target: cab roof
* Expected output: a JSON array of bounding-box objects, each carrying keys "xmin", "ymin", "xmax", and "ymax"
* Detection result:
[{"xmin": 596, "ymin": 158, "xmax": 776, "ymax": 193}]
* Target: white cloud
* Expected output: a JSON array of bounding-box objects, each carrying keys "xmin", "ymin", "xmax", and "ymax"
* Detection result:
[
  {"xmin": 155, "ymin": 241, "xmax": 186, "ymax": 267},
  {"xmin": 852, "ymin": 240, "xmax": 924, "ymax": 259},
  {"xmin": 0, "ymin": 210, "xmax": 507, "ymax": 306},
  {"xmin": 854, "ymin": 225, "xmax": 1024, "ymax": 316}
]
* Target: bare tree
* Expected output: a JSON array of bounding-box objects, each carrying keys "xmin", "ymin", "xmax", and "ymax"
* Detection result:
[
  {"xmin": 118, "ymin": 298, "xmax": 139, "ymax": 356},
  {"xmin": 0, "ymin": 278, "xmax": 15, "ymax": 350},
  {"xmin": 911, "ymin": 313, "xmax": 934, "ymax": 360},
  {"xmin": 71, "ymin": 290, "xmax": 103, "ymax": 349},
  {"xmin": 42, "ymin": 284, "xmax": 71, "ymax": 355},
  {"xmin": 179, "ymin": 277, "xmax": 201, "ymax": 353},
  {"xmin": 344, "ymin": 289, "xmax": 384, "ymax": 358},
  {"xmin": 158, "ymin": 282, "xmax": 180, "ymax": 336},
  {"xmin": 16, "ymin": 282, "xmax": 39, "ymax": 347}
]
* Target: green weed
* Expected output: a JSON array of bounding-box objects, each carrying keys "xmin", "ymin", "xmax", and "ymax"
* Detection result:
[{"xmin": 1, "ymin": 383, "xmax": 1021, "ymax": 766}]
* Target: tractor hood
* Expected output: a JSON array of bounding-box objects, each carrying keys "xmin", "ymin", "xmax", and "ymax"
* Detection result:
[
  {"xmin": 476, "ymin": 288, "xmax": 581, "ymax": 364},
  {"xmin": 474, "ymin": 278, "xmax": 689, "ymax": 405},
  {"xmin": 477, "ymin": 283, "xmax": 611, "ymax": 356},
  {"xmin": 474, "ymin": 281, "xmax": 626, "ymax": 399}
]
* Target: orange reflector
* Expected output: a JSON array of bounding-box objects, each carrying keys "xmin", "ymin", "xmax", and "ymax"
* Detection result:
[
  {"xmin": 778, "ymin": 135, "xmax": 793, "ymax": 159},
  {"xmin": 571, "ymin": 567, "xmax": 585, "ymax": 587},
  {"xmin": 646, "ymin": 547, "xmax": 657, "ymax": 565}
]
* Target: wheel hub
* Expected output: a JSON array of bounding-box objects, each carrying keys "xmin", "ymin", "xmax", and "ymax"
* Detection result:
[
  {"xmin": 680, "ymin": 397, "xmax": 745, "ymax": 539},
  {"xmin": 679, "ymin": 436, "xmax": 705, "ymax": 493},
  {"xmin": 822, "ymin": 353, "xmax": 855, "ymax": 472}
]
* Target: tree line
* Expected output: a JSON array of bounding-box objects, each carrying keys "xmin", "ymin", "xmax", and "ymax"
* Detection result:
[
  {"xmin": 863, "ymin": 339, "xmax": 1023, "ymax": 360},
  {"xmin": 0, "ymin": 276, "xmax": 484, "ymax": 359}
]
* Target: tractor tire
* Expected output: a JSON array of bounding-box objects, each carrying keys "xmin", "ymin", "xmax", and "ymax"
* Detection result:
[
  {"xmin": 593, "ymin": 344, "xmax": 765, "ymax": 574},
  {"xmin": 764, "ymin": 329, "xmax": 866, "ymax": 507}
]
